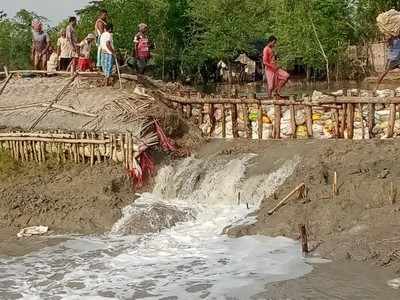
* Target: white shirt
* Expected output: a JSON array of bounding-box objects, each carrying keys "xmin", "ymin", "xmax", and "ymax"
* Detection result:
[
  {"xmin": 100, "ymin": 32, "xmax": 113, "ymax": 54},
  {"xmin": 57, "ymin": 37, "xmax": 72, "ymax": 58}
]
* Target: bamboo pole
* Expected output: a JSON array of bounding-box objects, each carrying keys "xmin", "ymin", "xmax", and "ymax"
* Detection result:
[
  {"xmin": 268, "ymin": 183, "xmax": 306, "ymax": 215},
  {"xmin": 387, "ymin": 103, "xmax": 396, "ymax": 138},
  {"xmin": 111, "ymin": 133, "xmax": 116, "ymax": 161},
  {"xmin": 243, "ymin": 104, "xmax": 251, "ymax": 139},
  {"xmin": 305, "ymin": 105, "xmax": 313, "ymax": 138},
  {"xmin": 187, "ymin": 104, "xmax": 192, "ymax": 118},
  {"xmin": 221, "ymin": 104, "xmax": 226, "ymax": 138},
  {"xmin": 358, "ymin": 103, "xmax": 365, "ymax": 139},
  {"xmin": 95, "ymin": 133, "xmax": 101, "ymax": 163},
  {"xmin": 273, "ymin": 104, "xmax": 281, "ymax": 139},
  {"xmin": 347, "ymin": 104, "xmax": 355, "ymax": 139},
  {"xmin": 90, "ymin": 132, "xmax": 95, "ymax": 166},
  {"xmin": 128, "ymin": 133, "xmax": 133, "ymax": 170},
  {"xmin": 209, "ymin": 103, "xmax": 216, "ymax": 136},
  {"xmin": 0, "ymin": 73, "xmax": 13, "ymax": 95},
  {"xmin": 258, "ymin": 101, "xmax": 263, "ymax": 140},
  {"xmin": 80, "ymin": 132, "xmax": 86, "ymax": 163},
  {"xmin": 0, "ymin": 137, "xmax": 111, "ymax": 144},
  {"xmin": 119, "ymin": 133, "xmax": 126, "ymax": 167},
  {"xmin": 231, "ymin": 104, "xmax": 239, "ymax": 138},
  {"xmin": 290, "ymin": 104, "xmax": 296, "ymax": 139},
  {"xmin": 340, "ymin": 104, "xmax": 347, "ymax": 138},
  {"xmin": 368, "ymin": 103, "xmax": 375, "ymax": 138},
  {"xmin": 334, "ymin": 108, "xmax": 340, "ymax": 138},
  {"xmin": 125, "ymin": 133, "xmax": 129, "ymax": 169},
  {"xmin": 332, "ymin": 171, "xmax": 338, "ymax": 197}
]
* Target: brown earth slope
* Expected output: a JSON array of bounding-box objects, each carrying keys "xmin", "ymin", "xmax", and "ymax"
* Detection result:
[{"xmin": 197, "ymin": 139, "xmax": 400, "ymax": 272}]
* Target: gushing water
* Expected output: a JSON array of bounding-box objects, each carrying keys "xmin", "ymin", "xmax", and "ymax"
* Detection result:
[{"xmin": 0, "ymin": 155, "xmax": 312, "ymax": 299}]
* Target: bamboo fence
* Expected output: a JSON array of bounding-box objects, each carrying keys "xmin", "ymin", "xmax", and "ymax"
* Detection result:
[
  {"xmin": 0, "ymin": 131, "xmax": 158, "ymax": 170},
  {"xmin": 165, "ymin": 90, "xmax": 400, "ymax": 139}
]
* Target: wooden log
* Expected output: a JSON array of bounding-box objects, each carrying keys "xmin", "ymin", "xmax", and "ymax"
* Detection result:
[
  {"xmin": 347, "ymin": 103, "xmax": 355, "ymax": 139},
  {"xmin": 221, "ymin": 104, "xmax": 226, "ymax": 138},
  {"xmin": 333, "ymin": 108, "xmax": 340, "ymax": 138},
  {"xmin": 99, "ymin": 132, "xmax": 105, "ymax": 162},
  {"xmin": 340, "ymin": 104, "xmax": 347, "ymax": 138},
  {"xmin": 28, "ymin": 141, "xmax": 34, "ymax": 161},
  {"xmin": 305, "ymin": 105, "xmax": 313, "ymax": 138},
  {"xmin": 258, "ymin": 102, "xmax": 263, "ymax": 140},
  {"xmin": 387, "ymin": 103, "xmax": 396, "ymax": 138},
  {"xmin": 187, "ymin": 104, "xmax": 192, "ymax": 118},
  {"xmin": 80, "ymin": 132, "xmax": 86, "ymax": 163},
  {"xmin": 273, "ymin": 104, "xmax": 281, "ymax": 139},
  {"xmin": 127, "ymin": 132, "xmax": 132, "ymax": 170},
  {"xmin": 268, "ymin": 183, "xmax": 306, "ymax": 216},
  {"xmin": 231, "ymin": 104, "xmax": 239, "ymax": 138},
  {"xmin": 243, "ymin": 104, "xmax": 251, "ymax": 139},
  {"xmin": 368, "ymin": 103, "xmax": 375, "ymax": 138},
  {"xmin": 299, "ymin": 224, "xmax": 309, "ymax": 254},
  {"xmin": 290, "ymin": 104, "xmax": 296, "ymax": 138},
  {"xmin": 74, "ymin": 132, "xmax": 79, "ymax": 163}
]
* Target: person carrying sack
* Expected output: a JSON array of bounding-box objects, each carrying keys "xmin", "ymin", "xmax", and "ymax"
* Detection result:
[{"xmin": 133, "ymin": 23, "xmax": 152, "ymax": 74}]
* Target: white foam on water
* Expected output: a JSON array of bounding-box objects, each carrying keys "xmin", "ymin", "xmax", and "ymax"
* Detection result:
[{"xmin": 0, "ymin": 155, "xmax": 313, "ymax": 299}]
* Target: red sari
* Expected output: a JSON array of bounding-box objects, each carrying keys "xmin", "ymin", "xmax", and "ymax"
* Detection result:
[{"xmin": 263, "ymin": 46, "xmax": 289, "ymax": 96}]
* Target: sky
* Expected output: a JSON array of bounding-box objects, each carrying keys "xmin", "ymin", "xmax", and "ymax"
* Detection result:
[{"xmin": 2, "ymin": 0, "xmax": 92, "ymax": 25}]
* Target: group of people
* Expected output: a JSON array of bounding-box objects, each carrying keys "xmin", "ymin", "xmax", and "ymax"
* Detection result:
[{"xmin": 31, "ymin": 9, "xmax": 152, "ymax": 86}]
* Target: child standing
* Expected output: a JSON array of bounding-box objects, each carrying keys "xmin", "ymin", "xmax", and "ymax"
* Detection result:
[{"xmin": 78, "ymin": 33, "xmax": 95, "ymax": 72}]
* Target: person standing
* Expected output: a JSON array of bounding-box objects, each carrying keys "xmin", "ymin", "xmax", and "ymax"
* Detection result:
[
  {"xmin": 263, "ymin": 36, "xmax": 289, "ymax": 98},
  {"xmin": 57, "ymin": 30, "xmax": 72, "ymax": 71},
  {"xmin": 31, "ymin": 20, "xmax": 50, "ymax": 70},
  {"xmin": 376, "ymin": 37, "xmax": 400, "ymax": 91},
  {"xmin": 78, "ymin": 33, "xmax": 95, "ymax": 72},
  {"xmin": 95, "ymin": 9, "xmax": 108, "ymax": 70},
  {"xmin": 133, "ymin": 23, "xmax": 152, "ymax": 74},
  {"xmin": 66, "ymin": 16, "xmax": 79, "ymax": 72},
  {"xmin": 100, "ymin": 23, "xmax": 115, "ymax": 86}
]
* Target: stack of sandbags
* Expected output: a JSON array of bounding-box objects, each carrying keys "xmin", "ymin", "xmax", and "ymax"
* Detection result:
[{"xmin": 377, "ymin": 9, "xmax": 400, "ymax": 38}]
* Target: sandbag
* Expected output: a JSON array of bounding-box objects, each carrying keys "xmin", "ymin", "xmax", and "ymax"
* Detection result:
[{"xmin": 377, "ymin": 9, "xmax": 400, "ymax": 38}]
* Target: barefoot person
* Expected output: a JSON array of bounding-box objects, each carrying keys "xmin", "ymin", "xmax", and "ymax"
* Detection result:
[
  {"xmin": 66, "ymin": 17, "xmax": 79, "ymax": 72},
  {"xmin": 95, "ymin": 9, "xmax": 108, "ymax": 70},
  {"xmin": 57, "ymin": 30, "xmax": 72, "ymax": 71},
  {"xmin": 100, "ymin": 24, "xmax": 115, "ymax": 86},
  {"xmin": 376, "ymin": 37, "xmax": 400, "ymax": 90},
  {"xmin": 31, "ymin": 20, "xmax": 50, "ymax": 70},
  {"xmin": 263, "ymin": 36, "xmax": 289, "ymax": 98},
  {"xmin": 78, "ymin": 33, "xmax": 95, "ymax": 72},
  {"xmin": 133, "ymin": 23, "xmax": 152, "ymax": 74}
]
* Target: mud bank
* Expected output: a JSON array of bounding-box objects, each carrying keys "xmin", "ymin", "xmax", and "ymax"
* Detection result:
[
  {"xmin": 0, "ymin": 156, "xmax": 136, "ymax": 256},
  {"xmin": 199, "ymin": 139, "xmax": 400, "ymax": 272}
]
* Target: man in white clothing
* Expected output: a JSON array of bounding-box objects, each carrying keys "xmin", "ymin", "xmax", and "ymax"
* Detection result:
[{"xmin": 100, "ymin": 23, "xmax": 115, "ymax": 86}]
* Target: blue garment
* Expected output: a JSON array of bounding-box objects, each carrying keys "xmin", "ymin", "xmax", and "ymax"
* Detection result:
[
  {"xmin": 388, "ymin": 38, "xmax": 400, "ymax": 61},
  {"xmin": 101, "ymin": 52, "xmax": 114, "ymax": 77}
]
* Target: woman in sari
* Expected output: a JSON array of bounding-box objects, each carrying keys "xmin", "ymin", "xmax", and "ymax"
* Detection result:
[{"xmin": 263, "ymin": 36, "xmax": 289, "ymax": 98}]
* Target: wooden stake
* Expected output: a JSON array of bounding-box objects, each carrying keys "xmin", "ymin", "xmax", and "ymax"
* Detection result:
[
  {"xmin": 127, "ymin": 132, "xmax": 132, "ymax": 170},
  {"xmin": 368, "ymin": 103, "xmax": 375, "ymax": 138},
  {"xmin": 243, "ymin": 104, "xmax": 251, "ymax": 139},
  {"xmin": 111, "ymin": 133, "xmax": 116, "ymax": 161},
  {"xmin": 333, "ymin": 171, "xmax": 338, "ymax": 197},
  {"xmin": 209, "ymin": 103, "xmax": 216, "ymax": 136},
  {"xmin": 268, "ymin": 183, "xmax": 306, "ymax": 215},
  {"xmin": 119, "ymin": 133, "xmax": 126, "ymax": 167},
  {"xmin": 290, "ymin": 104, "xmax": 296, "ymax": 138},
  {"xmin": 187, "ymin": 104, "xmax": 192, "ymax": 118},
  {"xmin": 90, "ymin": 132, "xmax": 95, "ymax": 166},
  {"xmin": 299, "ymin": 224, "xmax": 309, "ymax": 254},
  {"xmin": 340, "ymin": 104, "xmax": 348, "ymax": 138},
  {"xmin": 258, "ymin": 101, "xmax": 263, "ymax": 140},
  {"xmin": 389, "ymin": 182, "xmax": 397, "ymax": 205},
  {"xmin": 231, "ymin": 104, "xmax": 239, "ymax": 138},
  {"xmin": 96, "ymin": 133, "xmax": 102, "ymax": 163},
  {"xmin": 305, "ymin": 105, "xmax": 313, "ymax": 138},
  {"xmin": 273, "ymin": 104, "xmax": 281, "ymax": 139},
  {"xmin": 334, "ymin": 108, "xmax": 340, "ymax": 138},
  {"xmin": 80, "ymin": 132, "xmax": 86, "ymax": 163},
  {"xmin": 221, "ymin": 104, "xmax": 226, "ymax": 138},
  {"xmin": 347, "ymin": 103, "xmax": 355, "ymax": 139},
  {"xmin": 359, "ymin": 103, "xmax": 365, "ymax": 139},
  {"xmin": 387, "ymin": 103, "xmax": 396, "ymax": 138}
]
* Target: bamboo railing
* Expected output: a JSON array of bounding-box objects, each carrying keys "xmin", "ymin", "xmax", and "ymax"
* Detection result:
[
  {"xmin": 165, "ymin": 90, "xmax": 400, "ymax": 140},
  {"xmin": 0, "ymin": 131, "xmax": 158, "ymax": 170}
]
